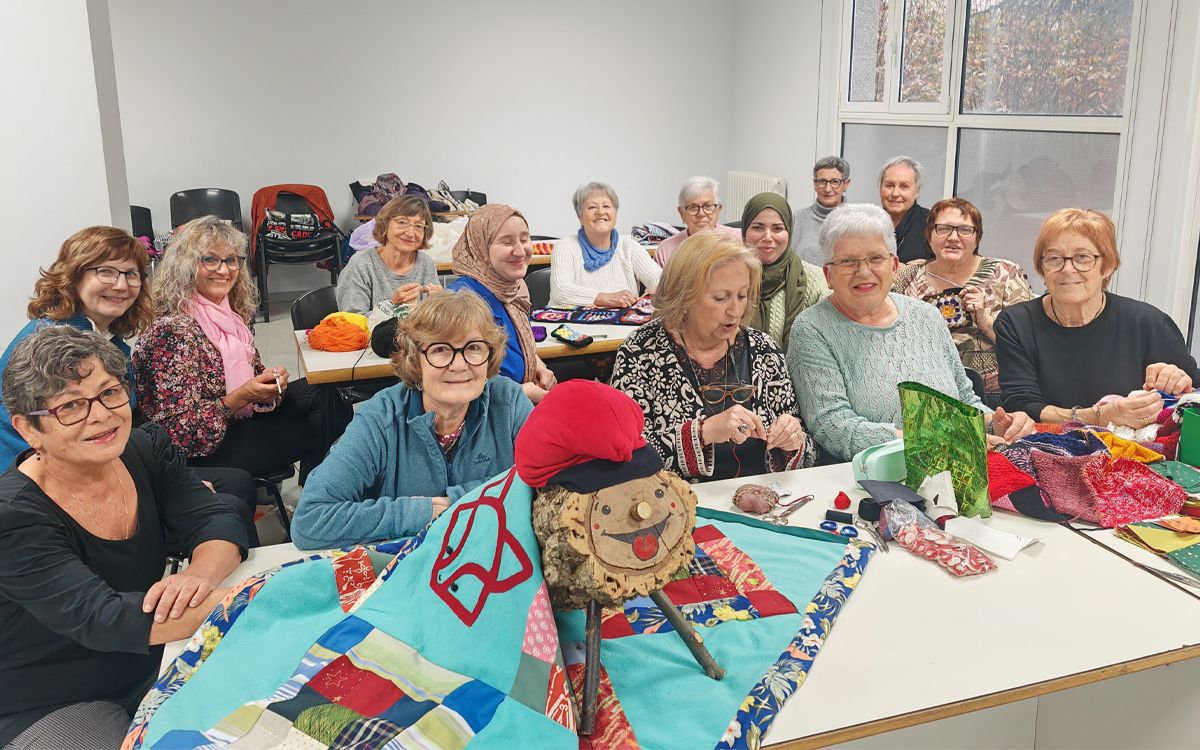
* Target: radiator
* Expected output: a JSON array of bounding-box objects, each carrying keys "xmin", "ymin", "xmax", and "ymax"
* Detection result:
[{"xmin": 726, "ymin": 171, "xmax": 788, "ymax": 219}]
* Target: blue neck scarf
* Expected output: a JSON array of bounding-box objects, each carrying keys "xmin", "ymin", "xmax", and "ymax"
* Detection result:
[{"xmin": 578, "ymin": 228, "xmax": 619, "ymax": 272}]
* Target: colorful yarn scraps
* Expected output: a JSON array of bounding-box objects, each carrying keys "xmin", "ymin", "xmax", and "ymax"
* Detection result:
[{"xmin": 1031, "ymin": 452, "xmax": 1185, "ymax": 527}]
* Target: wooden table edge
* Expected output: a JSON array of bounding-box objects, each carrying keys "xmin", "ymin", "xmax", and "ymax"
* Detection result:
[
  {"xmin": 767, "ymin": 643, "xmax": 1200, "ymax": 749},
  {"xmin": 304, "ymin": 361, "xmax": 394, "ymax": 385}
]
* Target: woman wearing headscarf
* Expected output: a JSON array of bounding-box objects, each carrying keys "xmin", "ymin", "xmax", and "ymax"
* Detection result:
[
  {"xmin": 446, "ymin": 204, "xmax": 556, "ymax": 403},
  {"xmin": 741, "ymin": 192, "xmax": 828, "ymax": 352}
]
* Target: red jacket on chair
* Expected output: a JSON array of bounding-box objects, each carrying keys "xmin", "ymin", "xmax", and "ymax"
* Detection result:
[{"xmin": 250, "ymin": 184, "xmax": 336, "ymax": 261}]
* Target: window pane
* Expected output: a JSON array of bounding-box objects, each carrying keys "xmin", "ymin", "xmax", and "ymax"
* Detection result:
[
  {"xmin": 962, "ymin": 0, "xmax": 1135, "ymax": 115},
  {"xmin": 899, "ymin": 0, "xmax": 949, "ymax": 103},
  {"xmin": 955, "ymin": 128, "xmax": 1120, "ymax": 293},
  {"xmin": 850, "ymin": 0, "xmax": 889, "ymax": 103},
  {"xmin": 841, "ymin": 123, "xmax": 948, "ymax": 206}
]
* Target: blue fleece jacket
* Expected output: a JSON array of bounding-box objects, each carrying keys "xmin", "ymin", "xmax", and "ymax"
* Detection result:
[{"xmin": 290, "ymin": 376, "xmax": 533, "ymax": 549}]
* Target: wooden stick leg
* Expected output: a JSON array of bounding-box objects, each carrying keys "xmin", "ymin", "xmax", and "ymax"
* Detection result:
[
  {"xmin": 648, "ymin": 588, "xmax": 725, "ymax": 680},
  {"xmin": 580, "ymin": 599, "xmax": 602, "ymax": 735}
]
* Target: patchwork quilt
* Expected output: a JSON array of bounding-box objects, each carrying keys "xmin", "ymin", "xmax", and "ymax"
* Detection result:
[{"xmin": 125, "ymin": 469, "xmax": 873, "ymax": 750}]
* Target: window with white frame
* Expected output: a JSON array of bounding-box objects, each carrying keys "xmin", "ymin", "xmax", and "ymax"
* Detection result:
[{"xmin": 837, "ymin": 0, "xmax": 1138, "ymax": 291}]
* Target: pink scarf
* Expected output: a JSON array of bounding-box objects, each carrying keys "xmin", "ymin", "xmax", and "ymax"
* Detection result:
[{"xmin": 188, "ymin": 293, "xmax": 257, "ymax": 418}]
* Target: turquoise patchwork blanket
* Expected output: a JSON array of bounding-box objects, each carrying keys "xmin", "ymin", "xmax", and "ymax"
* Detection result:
[{"xmin": 126, "ymin": 469, "xmax": 872, "ymax": 749}]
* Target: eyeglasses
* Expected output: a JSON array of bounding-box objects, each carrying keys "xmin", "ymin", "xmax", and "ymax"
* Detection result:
[
  {"xmin": 422, "ymin": 340, "xmax": 492, "ymax": 368},
  {"xmin": 698, "ymin": 383, "xmax": 755, "ymax": 406},
  {"xmin": 391, "ymin": 219, "xmax": 428, "ymax": 235},
  {"xmin": 932, "ymin": 224, "xmax": 977, "ymax": 238},
  {"xmin": 825, "ymin": 255, "xmax": 892, "ymax": 273},
  {"xmin": 1042, "ymin": 253, "xmax": 1101, "ymax": 272},
  {"xmin": 814, "ymin": 178, "xmax": 846, "ymax": 189},
  {"xmin": 683, "ymin": 203, "xmax": 721, "ymax": 216},
  {"xmin": 28, "ymin": 383, "xmax": 130, "ymax": 426},
  {"xmin": 85, "ymin": 266, "xmax": 143, "ymax": 287},
  {"xmin": 199, "ymin": 255, "xmax": 246, "ymax": 271}
]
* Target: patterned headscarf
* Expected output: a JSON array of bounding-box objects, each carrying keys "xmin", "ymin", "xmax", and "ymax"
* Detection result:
[{"xmin": 451, "ymin": 204, "xmax": 538, "ymax": 381}]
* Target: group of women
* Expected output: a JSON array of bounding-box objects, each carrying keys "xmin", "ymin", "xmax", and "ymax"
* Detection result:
[{"xmin": 2, "ymin": 174, "xmax": 1197, "ymax": 748}]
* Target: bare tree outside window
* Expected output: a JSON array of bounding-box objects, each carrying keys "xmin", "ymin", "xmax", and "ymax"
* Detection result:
[
  {"xmin": 900, "ymin": 0, "xmax": 949, "ymax": 103},
  {"xmin": 850, "ymin": 0, "xmax": 889, "ymax": 102},
  {"xmin": 962, "ymin": 0, "xmax": 1134, "ymax": 115}
]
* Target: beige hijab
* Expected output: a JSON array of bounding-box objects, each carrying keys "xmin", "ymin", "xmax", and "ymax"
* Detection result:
[{"xmin": 451, "ymin": 204, "xmax": 538, "ymax": 381}]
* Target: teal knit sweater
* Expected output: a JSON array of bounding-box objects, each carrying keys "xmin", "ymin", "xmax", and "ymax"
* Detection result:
[
  {"xmin": 291, "ymin": 377, "xmax": 532, "ymax": 549},
  {"xmin": 787, "ymin": 293, "xmax": 990, "ymax": 462}
]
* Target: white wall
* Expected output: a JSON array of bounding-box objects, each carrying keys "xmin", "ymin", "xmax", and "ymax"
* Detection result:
[
  {"xmin": 108, "ymin": 0, "xmax": 740, "ymax": 293},
  {"xmin": 0, "ymin": 0, "xmax": 129, "ymax": 333},
  {"xmin": 728, "ymin": 0, "xmax": 827, "ymax": 216}
]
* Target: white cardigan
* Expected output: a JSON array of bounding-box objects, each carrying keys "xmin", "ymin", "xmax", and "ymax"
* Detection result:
[{"xmin": 548, "ymin": 235, "xmax": 662, "ymax": 308}]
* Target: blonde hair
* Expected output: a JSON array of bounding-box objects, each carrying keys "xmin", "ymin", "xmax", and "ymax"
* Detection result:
[
  {"xmin": 1033, "ymin": 208, "xmax": 1120, "ymax": 283},
  {"xmin": 28, "ymin": 226, "xmax": 151, "ymax": 338},
  {"xmin": 392, "ymin": 291, "xmax": 507, "ymax": 388},
  {"xmin": 655, "ymin": 232, "xmax": 762, "ymax": 331},
  {"xmin": 153, "ymin": 216, "xmax": 259, "ymax": 321}
]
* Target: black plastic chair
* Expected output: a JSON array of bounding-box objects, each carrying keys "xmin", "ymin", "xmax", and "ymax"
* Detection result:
[
  {"xmin": 964, "ymin": 366, "xmax": 986, "ymax": 401},
  {"xmin": 449, "ymin": 189, "xmax": 487, "ymax": 206},
  {"xmin": 290, "ymin": 285, "xmax": 338, "ymax": 330},
  {"xmin": 170, "ymin": 188, "xmax": 243, "ymax": 229},
  {"xmin": 529, "ymin": 235, "xmax": 559, "ymax": 241},
  {"xmin": 130, "ymin": 205, "xmax": 154, "ymax": 239},
  {"xmin": 527, "ymin": 268, "xmax": 552, "ymax": 309},
  {"xmin": 257, "ymin": 191, "xmax": 343, "ymax": 322}
]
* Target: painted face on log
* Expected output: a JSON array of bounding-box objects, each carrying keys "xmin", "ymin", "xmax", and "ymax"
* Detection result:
[{"xmin": 581, "ymin": 473, "xmax": 694, "ymax": 575}]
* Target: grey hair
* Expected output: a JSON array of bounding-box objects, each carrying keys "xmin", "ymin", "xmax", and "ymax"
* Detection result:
[
  {"xmin": 571, "ymin": 182, "xmax": 620, "ymax": 217},
  {"xmin": 153, "ymin": 216, "xmax": 259, "ymax": 322},
  {"xmin": 818, "ymin": 203, "xmax": 897, "ymax": 264},
  {"xmin": 813, "ymin": 157, "xmax": 850, "ymax": 179},
  {"xmin": 878, "ymin": 155, "xmax": 924, "ymax": 192},
  {"xmin": 677, "ymin": 176, "xmax": 721, "ymax": 207},
  {"xmin": 2, "ymin": 325, "xmax": 128, "ymax": 424}
]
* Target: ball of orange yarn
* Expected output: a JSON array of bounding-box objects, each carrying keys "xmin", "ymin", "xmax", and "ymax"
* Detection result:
[
  {"xmin": 320, "ymin": 311, "xmax": 368, "ymax": 332},
  {"xmin": 309, "ymin": 317, "xmax": 368, "ymax": 351}
]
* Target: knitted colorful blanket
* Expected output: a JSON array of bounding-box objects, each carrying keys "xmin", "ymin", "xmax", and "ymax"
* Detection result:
[{"xmin": 124, "ymin": 469, "xmax": 873, "ymax": 750}]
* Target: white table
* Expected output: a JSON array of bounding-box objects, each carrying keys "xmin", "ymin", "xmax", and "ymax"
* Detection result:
[
  {"xmin": 295, "ymin": 322, "xmax": 633, "ymax": 386},
  {"xmin": 160, "ymin": 465, "xmax": 1200, "ymax": 748}
]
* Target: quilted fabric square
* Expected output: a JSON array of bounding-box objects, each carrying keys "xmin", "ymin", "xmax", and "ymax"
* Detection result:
[{"xmin": 599, "ymin": 525, "xmax": 797, "ymax": 638}]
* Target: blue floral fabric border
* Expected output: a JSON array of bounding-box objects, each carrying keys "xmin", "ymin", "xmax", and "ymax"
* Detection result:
[{"xmin": 717, "ymin": 538, "xmax": 875, "ymax": 750}]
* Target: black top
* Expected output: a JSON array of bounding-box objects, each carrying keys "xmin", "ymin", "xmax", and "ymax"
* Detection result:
[
  {"xmin": 0, "ymin": 423, "xmax": 248, "ymax": 745},
  {"xmin": 994, "ymin": 292, "xmax": 1200, "ymax": 418},
  {"xmin": 894, "ymin": 203, "xmax": 933, "ymax": 263}
]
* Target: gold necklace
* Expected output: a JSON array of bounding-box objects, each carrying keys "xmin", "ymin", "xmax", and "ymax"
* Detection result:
[
  {"xmin": 1049, "ymin": 292, "xmax": 1106, "ymax": 327},
  {"xmin": 53, "ymin": 462, "xmax": 130, "ymax": 535}
]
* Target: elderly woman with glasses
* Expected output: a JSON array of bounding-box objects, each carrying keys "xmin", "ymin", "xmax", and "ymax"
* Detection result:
[
  {"xmin": 548, "ymin": 182, "xmax": 661, "ymax": 309},
  {"xmin": 0, "ymin": 327, "xmax": 247, "ymax": 750},
  {"xmin": 291, "ymin": 292, "xmax": 532, "ymax": 549},
  {"xmin": 787, "ymin": 204, "xmax": 1035, "ymax": 463},
  {"xmin": 0, "ymin": 226, "xmax": 261, "ymax": 544},
  {"xmin": 995, "ymin": 208, "xmax": 1199, "ymax": 430},
  {"xmin": 892, "ymin": 197, "xmax": 1034, "ymax": 403},
  {"xmin": 653, "ymin": 175, "xmax": 744, "ymax": 269},
  {"xmin": 609, "ymin": 232, "xmax": 813, "ymax": 482},
  {"xmin": 133, "ymin": 216, "xmax": 350, "ymax": 481},
  {"xmin": 793, "ymin": 157, "xmax": 852, "ymax": 265},
  {"xmin": 336, "ymin": 195, "xmax": 441, "ymax": 315}
]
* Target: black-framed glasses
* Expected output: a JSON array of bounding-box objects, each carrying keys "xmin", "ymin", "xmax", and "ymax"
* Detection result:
[
  {"xmin": 85, "ymin": 266, "xmax": 144, "ymax": 287},
  {"xmin": 814, "ymin": 178, "xmax": 846, "ymax": 189},
  {"xmin": 1043, "ymin": 253, "xmax": 1100, "ymax": 272},
  {"xmin": 422, "ymin": 340, "xmax": 492, "ymax": 368},
  {"xmin": 683, "ymin": 203, "xmax": 721, "ymax": 216},
  {"xmin": 698, "ymin": 383, "xmax": 755, "ymax": 406},
  {"xmin": 199, "ymin": 255, "xmax": 246, "ymax": 271},
  {"xmin": 932, "ymin": 224, "xmax": 977, "ymax": 238},
  {"xmin": 28, "ymin": 383, "xmax": 130, "ymax": 426}
]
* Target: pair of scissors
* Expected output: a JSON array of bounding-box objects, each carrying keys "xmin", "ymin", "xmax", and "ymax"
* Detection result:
[
  {"xmin": 855, "ymin": 519, "xmax": 889, "ymax": 552},
  {"xmin": 764, "ymin": 494, "xmax": 813, "ymax": 525}
]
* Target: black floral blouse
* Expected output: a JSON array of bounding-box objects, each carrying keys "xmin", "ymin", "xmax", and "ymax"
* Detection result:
[{"xmin": 609, "ymin": 321, "xmax": 815, "ymax": 481}]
